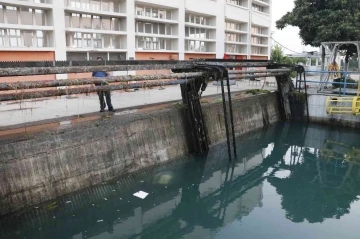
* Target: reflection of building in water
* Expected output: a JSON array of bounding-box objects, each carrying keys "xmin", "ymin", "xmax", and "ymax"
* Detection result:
[{"xmin": 0, "ymin": 124, "xmax": 283, "ymax": 239}]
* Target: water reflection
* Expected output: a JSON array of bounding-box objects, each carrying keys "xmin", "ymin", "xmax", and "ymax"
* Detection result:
[{"xmin": 1, "ymin": 123, "xmax": 360, "ymax": 239}]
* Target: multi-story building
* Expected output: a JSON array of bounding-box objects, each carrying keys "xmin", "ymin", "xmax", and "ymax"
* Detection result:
[{"xmin": 0, "ymin": 0, "xmax": 271, "ymax": 64}]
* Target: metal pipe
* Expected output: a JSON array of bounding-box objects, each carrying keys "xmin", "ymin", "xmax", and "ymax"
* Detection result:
[
  {"xmin": 0, "ymin": 72, "xmax": 288, "ymax": 101},
  {"xmin": 230, "ymin": 73, "xmax": 286, "ymax": 80},
  {"xmin": 0, "ymin": 62, "xmax": 270, "ymax": 77},
  {"xmin": 0, "ymin": 79, "xmax": 192, "ymax": 102},
  {"xmin": 229, "ymin": 69, "xmax": 292, "ymax": 74},
  {"xmin": 0, "ymin": 72, "xmax": 203, "ymax": 91}
]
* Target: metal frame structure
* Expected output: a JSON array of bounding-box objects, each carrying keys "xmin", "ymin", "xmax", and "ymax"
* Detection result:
[{"xmin": 319, "ymin": 41, "xmax": 360, "ymax": 92}]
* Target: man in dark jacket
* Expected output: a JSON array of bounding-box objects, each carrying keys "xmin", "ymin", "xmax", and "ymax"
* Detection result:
[{"xmin": 92, "ymin": 57, "xmax": 115, "ymax": 112}]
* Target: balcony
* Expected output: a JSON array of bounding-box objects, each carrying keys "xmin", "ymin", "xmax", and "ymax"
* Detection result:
[{"xmin": 0, "ymin": 0, "xmax": 52, "ymax": 10}]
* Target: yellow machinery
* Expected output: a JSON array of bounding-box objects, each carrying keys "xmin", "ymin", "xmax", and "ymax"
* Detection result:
[{"xmin": 325, "ymin": 75, "xmax": 360, "ymax": 115}]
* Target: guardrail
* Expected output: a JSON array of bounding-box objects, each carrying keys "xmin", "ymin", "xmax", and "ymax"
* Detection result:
[{"xmin": 296, "ymin": 70, "xmax": 360, "ymax": 96}]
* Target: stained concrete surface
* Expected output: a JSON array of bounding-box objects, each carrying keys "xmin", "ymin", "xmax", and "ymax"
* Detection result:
[
  {"xmin": 0, "ymin": 80, "xmax": 277, "ymax": 127},
  {"xmin": 0, "ymin": 92, "xmax": 281, "ymax": 215}
]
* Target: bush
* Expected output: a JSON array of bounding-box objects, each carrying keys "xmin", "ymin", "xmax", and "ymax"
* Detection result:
[
  {"xmin": 332, "ymin": 76, "xmax": 358, "ymax": 89},
  {"xmin": 245, "ymin": 89, "xmax": 270, "ymax": 95}
]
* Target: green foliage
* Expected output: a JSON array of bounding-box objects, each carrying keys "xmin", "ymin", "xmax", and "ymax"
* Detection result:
[
  {"xmin": 245, "ymin": 89, "xmax": 270, "ymax": 95},
  {"xmin": 332, "ymin": 76, "xmax": 358, "ymax": 89},
  {"xmin": 276, "ymin": 0, "xmax": 360, "ymax": 58},
  {"xmin": 270, "ymin": 45, "xmax": 304, "ymax": 78}
]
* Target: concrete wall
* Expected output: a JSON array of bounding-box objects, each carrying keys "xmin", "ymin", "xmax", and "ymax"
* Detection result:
[
  {"xmin": 0, "ymin": 92, "xmax": 281, "ymax": 215},
  {"xmin": 307, "ymin": 94, "xmax": 360, "ymax": 128}
]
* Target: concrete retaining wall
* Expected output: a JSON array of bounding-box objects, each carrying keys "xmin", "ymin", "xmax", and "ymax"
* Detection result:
[
  {"xmin": 307, "ymin": 94, "xmax": 360, "ymax": 127},
  {"xmin": 0, "ymin": 92, "xmax": 281, "ymax": 215}
]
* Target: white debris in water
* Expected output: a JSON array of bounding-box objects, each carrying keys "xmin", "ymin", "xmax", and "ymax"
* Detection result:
[
  {"xmin": 119, "ymin": 198, "xmax": 122, "ymax": 200},
  {"xmin": 117, "ymin": 210, "xmax": 120, "ymax": 212},
  {"xmin": 133, "ymin": 191, "xmax": 149, "ymax": 199},
  {"xmin": 103, "ymin": 198, "xmax": 108, "ymax": 201},
  {"xmin": 112, "ymin": 190, "xmax": 116, "ymax": 192},
  {"xmin": 140, "ymin": 181, "xmax": 144, "ymax": 183},
  {"xmin": 34, "ymin": 207, "xmax": 39, "ymax": 209},
  {"xmin": 65, "ymin": 201, "xmax": 72, "ymax": 204},
  {"xmin": 53, "ymin": 216, "xmax": 56, "ymax": 219},
  {"xmin": 97, "ymin": 220, "xmax": 103, "ymax": 222},
  {"xmin": 165, "ymin": 186, "xmax": 167, "ymax": 189}
]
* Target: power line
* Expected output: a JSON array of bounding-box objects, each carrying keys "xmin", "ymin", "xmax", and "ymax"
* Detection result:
[{"xmin": 271, "ymin": 37, "xmax": 302, "ymax": 54}]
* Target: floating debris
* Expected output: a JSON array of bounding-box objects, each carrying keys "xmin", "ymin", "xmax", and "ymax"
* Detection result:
[
  {"xmin": 103, "ymin": 198, "xmax": 108, "ymax": 201},
  {"xmin": 97, "ymin": 220, "xmax": 103, "ymax": 223},
  {"xmin": 133, "ymin": 191, "xmax": 149, "ymax": 199},
  {"xmin": 65, "ymin": 201, "xmax": 72, "ymax": 204}
]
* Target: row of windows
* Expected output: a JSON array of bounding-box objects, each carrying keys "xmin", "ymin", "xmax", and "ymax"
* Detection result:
[
  {"xmin": 67, "ymin": 52, "xmax": 126, "ymax": 61},
  {"xmin": 65, "ymin": 13, "xmax": 123, "ymax": 31},
  {"xmin": 136, "ymin": 21, "xmax": 173, "ymax": 36},
  {"xmin": 136, "ymin": 6, "xmax": 172, "ymax": 20},
  {"xmin": 185, "ymin": 14, "xmax": 211, "ymax": 26},
  {"xmin": 226, "ymin": 21, "xmax": 248, "ymax": 31},
  {"xmin": 225, "ymin": 43, "xmax": 247, "ymax": 54},
  {"xmin": 226, "ymin": 0, "xmax": 248, "ymax": 7},
  {"xmin": 185, "ymin": 40, "xmax": 213, "ymax": 52},
  {"xmin": 136, "ymin": 37, "xmax": 173, "ymax": 51},
  {"xmin": 66, "ymin": 32, "xmax": 123, "ymax": 48},
  {"xmin": 225, "ymin": 33, "xmax": 246, "ymax": 43},
  {"xmin": 251, "ymin": 36, "xmax": 267, "ymax": 45},
  {"xmin": 0, "ymin": 6, "xmax": 47, "ymax": 26},
  {"xmin": 65, "ymin": 0, "xmax": 122, "ymax": 13},
  {"xmin": 185, "ymin": 27, "xmax": 213, "ymax": 40},
  {"xmin": 0, "ymin": 29, "xmax": 48, "ymax": 47}
]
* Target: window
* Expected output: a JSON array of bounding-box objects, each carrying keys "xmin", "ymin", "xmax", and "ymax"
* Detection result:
[
  {"xmin": 20, "ymin": 8, "xmax": 33, "ymax": 25},
  {"xmin": 82, "ymin": 14, "xmax": 92, "ymax": 29},
  {"xmin": 93, "ymin": 15, "xmax": 101, "ymax": 30},
  {"xmin": 83, "ymin": 33, "xmax": 92, "ymax": 47},
  {"xmin": 0, "ymin": 29, "xmax": 5, "ymax": 46},
  {"xmin": 71, "ymin": 13, "xmax": 80, "ymax": 28},
  {"xmin": 136, "ymin": 6, "xmax": 143, "ymax": 16},
  {"xmin": 6, "ymin": 6, "xmax": 18, "ymax": 24},
  {"xmin": 93, "ymin": 33, "xmax": 102, "ymax": 48},
  {"xmin": 252, "ymin": 4, "xmax": 264, "ymax": 12},
  {"xmin": 185, "ymin": 13, "xmax": 210, "ymax": 26},
  {"xmin": 9, "ymin": 29, "xmax": 21, "ymax": 47},
  {"xmin": 73, "ymin": 32, "xmax": 82, "ymax": 47},
  {"xmin": 36, "ymin": 31, "xmax": 44, "ymax": 47}
]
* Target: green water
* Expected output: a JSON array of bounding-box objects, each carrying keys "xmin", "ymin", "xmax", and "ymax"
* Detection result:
[{"xmin": 1, "ymin": 122, "xmax": 360, "ymax": 239}]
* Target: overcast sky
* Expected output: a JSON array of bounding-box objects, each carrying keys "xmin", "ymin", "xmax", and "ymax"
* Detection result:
[{"xmin": 271, "ymin": 0, "xmax": 318, "ymax": 54}]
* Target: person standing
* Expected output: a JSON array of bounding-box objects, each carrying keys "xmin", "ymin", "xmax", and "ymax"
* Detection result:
[{"xmin": 92, "ymin": 57, "xmax": 115, "ymax": 112}]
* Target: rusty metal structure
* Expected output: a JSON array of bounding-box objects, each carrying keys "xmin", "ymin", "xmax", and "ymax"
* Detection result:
[{"xmin": 0, "ymin": 59, "xmax": 294, "ymax": 157}]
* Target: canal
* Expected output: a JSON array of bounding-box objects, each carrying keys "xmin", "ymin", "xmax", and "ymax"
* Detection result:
[{"xmin": 1, "ymin": 122, "xmax": 360, "ymax": 239}]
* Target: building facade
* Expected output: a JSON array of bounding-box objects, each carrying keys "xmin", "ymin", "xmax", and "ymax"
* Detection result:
[{"xmin": 0, "ymin": 0, "xmax": 271, "ymax": 63}]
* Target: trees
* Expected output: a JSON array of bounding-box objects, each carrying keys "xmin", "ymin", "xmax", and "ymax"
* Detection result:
[
  {"xmin": 270, "ymin": 44, "xmax": 306, "ymax": 65},
  {"xmin": 276, "ymin": 0, "xmax": 360, "ymax": 64}
]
